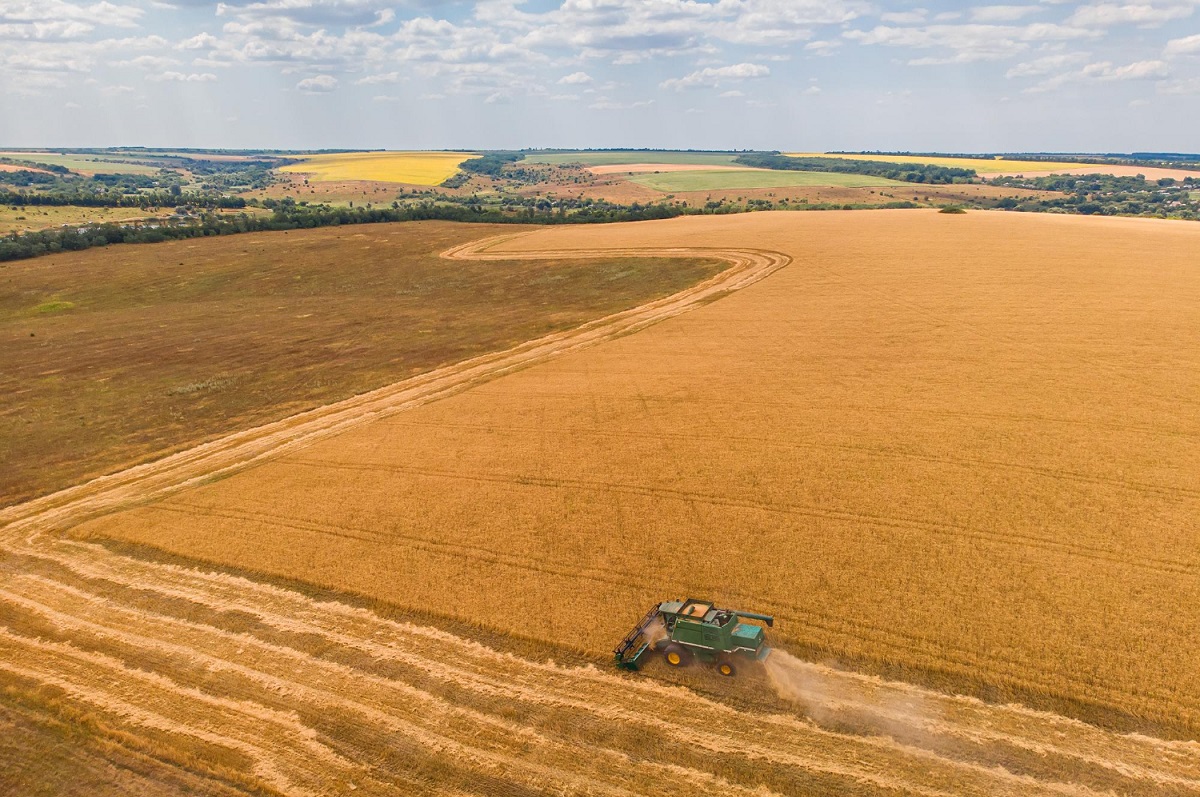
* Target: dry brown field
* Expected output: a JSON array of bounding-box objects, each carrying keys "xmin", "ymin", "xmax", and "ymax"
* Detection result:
[
  {"xmin": 5, "ymin": 210, "xmax": 1200, "ymax": 794},
  {"xmin": 255, "ymin": 175, "xmax": 417, "ymax": 205},
  {"xmin": 0, "ymin": 205, "xmax": 166, "ymax": 235},
  {"xmin": 0, "ymin": 221, "xmax": 722, "ymax": 504},
  {"xmin": 0, "ymin": 163, "xmax": 50, "ymax": 173}
]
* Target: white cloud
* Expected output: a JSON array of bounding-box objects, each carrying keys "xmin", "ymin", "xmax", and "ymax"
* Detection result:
[
  {"xmin": 880, "ymin": 9, "xmax": 928, "ymax": 24},
  {"xmin": 1067, "ymin": 3, "xmax": 1196, "ymax": 28},
  {"xmin": 296, "ymin": 73, "xmax": 337, "ymax": 91},
  {"xmin": 1165, "ymin": 32, "xmax": 1200, "ymax": 56},
  {"xmin": 178, "ymin": 32, "xmax": 218, "ymax": 50},
  {"xmin": 970, "ymin": 5, "xmax": 1044, "ymax": 22},
  {"xmin": 1096, "ymin": 58, "xmax": 1171, "ymax": 79},
  {"xmin": 845, "ymin": 21, "xmax": 1098, "ymax": 64},
  {"xmin": 1025, "ymin": 58, "xmax": 1171, "ymax": 91},
  {"xmin": 147, "ymin": 71, "xmax": 217, "ymax": 81},
  {"xmin": 660, "ymin": 62, "xmax": 770, "ymax": 90},
  {"xmin": 355, "ymin": 71, "xmax": 404, "ymax": 84},
  {"xmin": 557, "ymin": 71, "xmax": 592, "ymax": 84},
  {"xmin": 114, "ymin": 54, "xmax": 179, "ymax": 69},
  {"xmin": 804, "ymin": 39, "xmax": 840, "ymax": 55},
  {"xmin": 1005, "ymin": 51, "xmax": 1090, "ymax": 77}
]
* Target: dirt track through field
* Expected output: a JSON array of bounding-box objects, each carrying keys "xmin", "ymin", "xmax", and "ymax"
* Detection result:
[{"xmin": 3, "ymin": 229, "xmax": 1199, "ymax": 795}]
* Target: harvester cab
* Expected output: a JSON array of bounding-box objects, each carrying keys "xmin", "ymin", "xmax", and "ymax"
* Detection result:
[{"xmin": 613, "ymin": 598, "xmax": 774, "ymax": 677}]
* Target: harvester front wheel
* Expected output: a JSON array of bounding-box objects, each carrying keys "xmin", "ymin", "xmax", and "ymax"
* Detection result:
[
  {"xmin": 663, "ymin": 644, "xmax": 691, "ymax": 668},
  {"xmin": 717, "ymin": 660, "xmax": 736, "ymax": 677}
]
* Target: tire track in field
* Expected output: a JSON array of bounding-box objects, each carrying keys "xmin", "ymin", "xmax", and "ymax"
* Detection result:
[
  {"xmin": 0, "ymin": 235, "xmax": 788, "ymax": 541},
  {"xmin": 123, "ymin": 489, "xmax": 1200, "ymax": 729},
  {"xmin": 383, "ymin": 417, "xmax": 1200, "ymax": 503},
  {"xmin": 5, "ymin": 534, "xmax": 1197, "ymax": 796},
  {"xmin": 215, "ymin": 455, "xmax": 1200, "ymax": 579},
  {"xmin": 2, "ymin": 232, "xmax": 1198, "ymax": 795}
]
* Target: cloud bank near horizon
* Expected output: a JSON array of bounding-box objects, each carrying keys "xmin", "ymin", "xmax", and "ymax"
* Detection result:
[{"xmin": 2, "ymin": 0, "xmax": 1198, "ymax": 150}]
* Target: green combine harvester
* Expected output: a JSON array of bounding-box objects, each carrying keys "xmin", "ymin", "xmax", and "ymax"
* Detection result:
[{"xmin": 614, "ymin": 598, "xmax": 775, "ymax": 677}]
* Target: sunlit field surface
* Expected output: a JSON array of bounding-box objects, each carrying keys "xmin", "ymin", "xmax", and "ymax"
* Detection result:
[
  {"xmin": 631, "ymin": 169, "xmax": 906, "ymax": 191},
  {"xmin": 786, "ymin": 152, "xmax": 1092, "ymax": 173},
  {"xmin": 278, "ymin": 151, "xmax": 480, "ymax": 185},
  {"xmin": 81, "ymin": 210, "xmax": 1200, "ymax": 737}
]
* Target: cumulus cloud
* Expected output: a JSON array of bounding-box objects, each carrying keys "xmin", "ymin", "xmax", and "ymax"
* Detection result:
[
  {"xmin": 804, "ymin": 39, "xmax": 840, "ymax": 55},
  {"xmin": 557, "ymin": 71, "xmax": 592, "ymax": 84},
  {"xmin": 178, "ymin": 32, "xmax": 218, "ymax": 49},
  {"xmin": 1067, "ymin": 2, "xmax": 1196, "ymax": 28},
  {"xmin": 296, "ymin": 73, "xmax": 337, "ymax": 91},
  {"xmin": 1165, "ymin": 32, "xmax": 1200, "ymax": 56},
  {"xmin": 660, "ymin": 62, "xmax": 769, "ymax": 90},
  {"xmin": 846, "ymin": 21, "xmax": 1098, "ymax": 64},
  {"xmin": 1024, "ymin": 58, "xmax": 1171, "ymax": 91},
  {"xmin": 114, "ymin": 54, "xmax": 179, "ymax": 69},
  {"xmin": 1005, "ymin": 51, "xmax": 1090, "ymax": 77}
]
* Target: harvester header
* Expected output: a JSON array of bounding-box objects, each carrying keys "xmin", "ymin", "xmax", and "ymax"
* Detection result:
[{"xmin": 614, "ymin": 598, "xmax": 775, "ymax": 677}]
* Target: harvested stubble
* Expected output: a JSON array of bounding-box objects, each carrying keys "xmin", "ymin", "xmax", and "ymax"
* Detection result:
[{"xmin": 76, "ymin": 211, "xmax": 1200, "ymax": 740}]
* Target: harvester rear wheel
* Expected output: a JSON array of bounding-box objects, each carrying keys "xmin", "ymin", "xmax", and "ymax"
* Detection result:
[
  {"xmin": 663, "ymin": 644, "xmax": 691, "ymax": 668},
  {"xmin": 717, "ymin": 660, "xmax": 736, "ymax": 677}
]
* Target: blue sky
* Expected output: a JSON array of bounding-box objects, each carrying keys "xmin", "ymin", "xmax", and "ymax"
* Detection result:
[{"xmin": 1, "ymin": 0, "xmax": 1197, "ymax": 151}]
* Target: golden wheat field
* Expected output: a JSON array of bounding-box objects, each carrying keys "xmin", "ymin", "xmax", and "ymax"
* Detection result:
[
  {"xmin": 787, "ymin": 152, "xmax": 1091, "ymax": 173},
  {"xmin": 6, "ymin": 210, "xmax": 1200, "ymax": 795},
  {"xmin": 78, "ymin": 211, "xmax": 1200, "ymax": 721},
  {"xmin": 278, "ymin": 151, "xmax": 479, "ymax": 184}
]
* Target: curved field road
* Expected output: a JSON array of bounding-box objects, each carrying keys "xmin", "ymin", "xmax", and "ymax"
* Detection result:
[{"xmin": 2, "ymin": 219, "xmax": 1199, "ymax": 796}]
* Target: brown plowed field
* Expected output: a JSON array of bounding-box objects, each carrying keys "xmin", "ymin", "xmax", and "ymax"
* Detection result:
[{"xmin": 4, "ymin": 211, "xmax": 1200, "ymax": 793}]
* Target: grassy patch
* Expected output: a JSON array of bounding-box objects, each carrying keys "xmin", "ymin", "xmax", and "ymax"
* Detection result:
[
  {"xmin": 0, "ymin": 205, "xmax": 161, "ymax": 235},
  {"xmin": 0, "ymin": 220, "xmax": 724, "ymax": 505},
  {"xmin": 0, "ymin": 151, "xmax": 162, "ymax": 175},
  {"xmin": 31, "ymin": 300, "xmax": 76, "ymax": 314},
  {"xmin": 631, "ymin": 169, "xmax": 906, "ymax": 192}
]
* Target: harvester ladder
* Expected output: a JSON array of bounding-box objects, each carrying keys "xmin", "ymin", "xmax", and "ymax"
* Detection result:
[{"xmin": 614, "ymin": 605, "xmax": 660, "ymax": 670}]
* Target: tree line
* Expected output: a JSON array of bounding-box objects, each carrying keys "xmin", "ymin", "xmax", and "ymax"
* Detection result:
[{"xmin": 733, "ymin": 153, "xmax": 976, "ymax": 184}]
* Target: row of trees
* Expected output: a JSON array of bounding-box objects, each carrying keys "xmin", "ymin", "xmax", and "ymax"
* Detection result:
[
  {"xmin": 1, "ymin": 185, "xmax": 246, "ymax": 210},
  {"xmin": 733, "ymin": 153, "xmax": 976, "ymax": 184},
  {"xmin": 0, "ymin": 201, "xmax": 700, "ymax": 262}
]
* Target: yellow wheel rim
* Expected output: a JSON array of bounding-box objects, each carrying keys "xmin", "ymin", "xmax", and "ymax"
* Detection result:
[
  {"xmin": 720, "ymin": 664, "xmax": 732, "ymax": 675},
  {"xmin": 667, "ymin": 652, "xmax": 681, "ymax": 666}
]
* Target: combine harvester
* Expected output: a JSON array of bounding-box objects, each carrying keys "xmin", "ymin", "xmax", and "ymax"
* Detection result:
[{"xmin": 614, "ymin": 598, "xmax": 774, "ymax": 677}]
